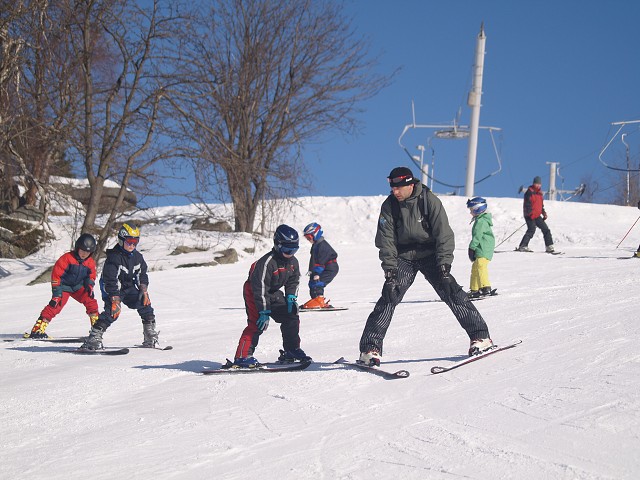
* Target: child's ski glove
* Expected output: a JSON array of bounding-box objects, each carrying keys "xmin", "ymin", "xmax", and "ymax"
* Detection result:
[
  {"xmin": 110, "ymin": 296, "xmax": 122, "ymax": 320},
  {"xmin": 257, "ymin": 310, "xmax": 271, "ymax": 331},
  {"xmin": 49, "ymin": 286, "xmax": 63, "ymax": 307},
  {"xmin": 286, "ymin": 294, "xmax": 298, "ymax": 314},
  {"xmin": 138, "ymin": 284, "xmax": 151, "ymax": 306},
  {"xmin": 84, "ymin": 278, "xmax": 95, "ymax": 299}
]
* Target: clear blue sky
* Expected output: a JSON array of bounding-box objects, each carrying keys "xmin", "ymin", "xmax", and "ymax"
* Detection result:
[
  {"xmin": 302, "ymin": 0, "xmax": 640, "ymax": 203},
  {"xmin": 150, "ymin": 0, "xmax": 640, "ymax": 206}
]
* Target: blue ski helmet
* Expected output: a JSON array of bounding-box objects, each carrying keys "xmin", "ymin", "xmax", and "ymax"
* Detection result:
[
  {"xmin": 273, "ymin": 224, "xmax": 299, "ymax": 255},
  {"xmin": 303, "ymin": 222, "xmax": 323, "ymax": 242},
  {"xmin": 466, "ymin": 197, "xmax": 487, "ymax": 215}
]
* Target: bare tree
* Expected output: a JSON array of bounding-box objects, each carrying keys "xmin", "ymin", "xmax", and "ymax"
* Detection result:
[
  {"xmin": 170, "ymin": 0, "xmax": 394, "ymax": 232},
  {"xmin": 62, "ymin": 0, "xmax": 186, "ymax": 257}
]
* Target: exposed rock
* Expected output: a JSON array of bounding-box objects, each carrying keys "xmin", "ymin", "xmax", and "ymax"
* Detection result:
[
  {"xmin": 176, "ymin": 261, "xmax": 218, "ymax": 269},
  {"xmin": 68, "ymin": 186, "xmax": 137, "ymax": 214},
  {"xmin": 0, "ymin": 217, "xmax": 50, "ymax": 259},
  {"xmin": 191, "ymin": 218, "xmax": 232, "ymax": 232},
  {"xmin": 169, "ymin": 245, "xmax": 208, "ymax": 256},
  {"xmin": 28, "ymin": 266, "xmax": 53, "ymax": 286},
  {"xmin": 214, "ymin": 248, "xmax": 238, "ymax": 264}
]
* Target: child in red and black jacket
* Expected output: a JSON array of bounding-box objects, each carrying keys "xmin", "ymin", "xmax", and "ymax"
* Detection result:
[
  {"xmin": 26, "ymin": 234, "xmax": 99, "ymax": 338},
  {"xmin": 232, "ymin": 224, "xmax": 311, "ymax": 368}
]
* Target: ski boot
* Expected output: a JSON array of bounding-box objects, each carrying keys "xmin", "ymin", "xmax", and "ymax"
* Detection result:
[
  {"xmin": 301, "ymin": 296, "xmax": 330, "ymax": 309},
  {"xmin": 516, "ymin": 245, "xmax": 532, "ymax": 252},
  {"xmin": 25, "ymin": 317, "xmax": 49, "ymax": 339},
  {"xmin": 233, "ymin": 356, "xmax": 260, "ymax": 368},
  {"xmin": 545, "ymin": 245, "xmax": 555, "ymax": 253},
  {"xmin": 81, "ymin": 326, "xmax": 105, "ymax": 350},
  {"xmin": 480, "ymin": 286, "xmax": 494, "ymax": 296},
  {"xmin": 278, "ymin": 348, "xmax": 312, "ymax": 363},
  {"xmin": 141, "ymin": 322, "xmax": 159, "ymax": 348},
  {"xmin": 468, "ymin": 338, "xmax": 494, "ymax": 356},
  {"xmin": 467, "ymin": 290, "xmax": 481, "ymax": 299},
  {"xmin": 358, "ymin": 350, "xmax": 381, "ymax": 367}
]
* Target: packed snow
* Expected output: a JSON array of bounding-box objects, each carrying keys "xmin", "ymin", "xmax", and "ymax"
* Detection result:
[{"xmin": 1, "ymin": 195, "xmax": 639, "ymax": 480}]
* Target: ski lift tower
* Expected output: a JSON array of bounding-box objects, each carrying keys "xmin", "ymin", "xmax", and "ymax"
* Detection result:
[
  {"xmin": 465, "ymin": 23, "xmax": 487, "ymax": 197},
  {"xmin": 598, "ymin": 119, "xmax": 640, "ymax": 205}
]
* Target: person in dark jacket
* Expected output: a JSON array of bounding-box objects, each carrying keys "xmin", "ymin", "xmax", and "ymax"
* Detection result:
[
  {"xmin": 233, "ymin": 224, "xmax": 311, "ymax": 368},
  {"xmin": 81, "ymin": 223, "xmax": 159, "ymax": 350},
  {"xmin": 300, "ymin": 222, "xmax": 339, "ymax": 309},
  {"xmin": 358, "ymin": 167, "xmax": 494, "ymax": 367},
  {"xmin": 634, "ymin": 200, "xmax": 640, "ymax": 258},
  {"xmin": 26, "ymin": 234, "xmax": 100, "ymax": 338},
  {"xmin": 517, "ymin": 176, "xmax": 555, "ymax": 253}
]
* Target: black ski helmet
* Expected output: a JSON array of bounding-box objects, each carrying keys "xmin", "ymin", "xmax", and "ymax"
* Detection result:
[
  {"xmin": 273, "ymin": 224, "xmax": 299, "ymax": 255},
  {"xmin": 74, "ymin": 233, "xmax": 97, "ymax": 254}
]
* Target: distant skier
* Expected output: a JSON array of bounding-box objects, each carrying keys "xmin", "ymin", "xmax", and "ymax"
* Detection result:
[
  {"xmin": 80, "ymin": 223, "xmax": 160, "ymax": 350},
  {"xmin": 26, "ymin": 234, "xmax": 99, "ymax": 338},
  {"xmin": 232, "ymin": 224, "xmax": 311, "ymax": 367},
  {"xmin": 517, "ymin": 176, "xmax": 555, "ymax": 253},
  {"xmin": 635, "ymin": 200, "xmax": 640, "ymax": 258},
  {"xmin": 358, "ymin": 166, "xmax": 494, "ymax": 367},
  {"xmin": 466, "ymin": 197, "xmax": 496, "ymax": 298},
  {"xmin": 300, "ymin": 222, "xmax": 339, "ymax": 309}
]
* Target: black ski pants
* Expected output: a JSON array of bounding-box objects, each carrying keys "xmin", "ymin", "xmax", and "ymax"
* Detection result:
[
  {"xmin": 359, "ymin": 256, "xmax": 491, "ymax": 355},
  {"xmin": 520, "ymin": 216, "xmax": 553, "ymax": 248}
]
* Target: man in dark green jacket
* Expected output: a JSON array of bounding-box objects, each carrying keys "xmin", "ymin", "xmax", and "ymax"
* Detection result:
[{"xmin": 358, "ymin": 167, "xmax": 494, "ymax": 366}]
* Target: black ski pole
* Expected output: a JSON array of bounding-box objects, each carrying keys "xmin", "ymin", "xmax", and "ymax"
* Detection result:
[
  {"xmin": 495, "ymin": 223, "xmax": 526, "ymax": 249},
  {"xmin": 616, "ymin": 215, "xmax": 640, "ymax": 249}
]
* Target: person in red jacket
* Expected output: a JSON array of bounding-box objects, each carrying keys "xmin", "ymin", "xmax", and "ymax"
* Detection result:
[
  {"xmin": 517, "ymin": 176, "xmax": 555, "ymax": 253},
  {"xmin": 26, "ymin": 234, "xmax": 99, "ymax": 338}
]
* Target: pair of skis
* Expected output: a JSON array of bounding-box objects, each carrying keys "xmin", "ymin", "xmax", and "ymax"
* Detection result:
[{"xmin": 334, "ymin": 340, "xmax": 520, "ymax": 377}]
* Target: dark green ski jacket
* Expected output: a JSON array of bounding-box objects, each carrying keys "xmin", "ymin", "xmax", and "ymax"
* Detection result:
[{"xmin": 375, "ymin": 183, "xmax": 455, "ymax": 272}]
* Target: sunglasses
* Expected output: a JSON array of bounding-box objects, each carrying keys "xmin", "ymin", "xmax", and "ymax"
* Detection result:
[
  {"xmin": 124, "ymin": 237, "xmax": 139, "ymax": 246},
  {"xmin": 388, "ymin": 175, "xmax": 413, "ymax": 184}
]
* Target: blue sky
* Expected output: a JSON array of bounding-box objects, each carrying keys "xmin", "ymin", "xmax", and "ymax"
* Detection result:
[
  {"xmin": 302, "ymin": 0, "xmax": 640, "ymax": 203},
  {"xmin": 150, "ymin": 0, "xmax": 640, "ymax": 206}
]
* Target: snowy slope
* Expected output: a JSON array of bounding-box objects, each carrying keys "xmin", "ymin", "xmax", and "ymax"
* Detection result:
[{"xmin": 1, "ymin": 196, "xmax": 639, "ymax": 480}]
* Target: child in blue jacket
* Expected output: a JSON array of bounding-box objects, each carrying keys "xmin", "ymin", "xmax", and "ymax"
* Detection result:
[{"xmin": 300, "ymin": 222, "xmax": 339, "ymax": 309}]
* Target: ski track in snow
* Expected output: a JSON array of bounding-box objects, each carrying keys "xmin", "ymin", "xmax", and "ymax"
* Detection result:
[{"xmin": 1, "ymin": 196, "xmax": 639, "ymax": 479}]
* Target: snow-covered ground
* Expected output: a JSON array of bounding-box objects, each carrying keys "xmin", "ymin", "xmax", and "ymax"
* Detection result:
[{"xmin": 1, "ymin": 195, "xmax": 639, "ymax": 480}]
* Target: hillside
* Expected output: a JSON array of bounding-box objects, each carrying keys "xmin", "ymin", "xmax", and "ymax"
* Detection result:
[{"xmin": 1, "ymin": 195, "xmax": 639, "ymax": 480}]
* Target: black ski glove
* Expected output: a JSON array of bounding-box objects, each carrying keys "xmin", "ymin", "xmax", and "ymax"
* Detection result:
[
  {"xmin": 468, "ymin": 248, "xmax": 476, "ymax": 262},
  {"xmin": 438, "ymin": 264, "xmax": 459, "ymax": 298},
  {"xmin": 381, "ymin": 268, "xmax": 401, "ymax": 304}
]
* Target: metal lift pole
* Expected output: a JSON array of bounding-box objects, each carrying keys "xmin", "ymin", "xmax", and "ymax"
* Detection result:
[{"xmin": 465, "ymin": 23, "xmax": 486, "ymax": 197}]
